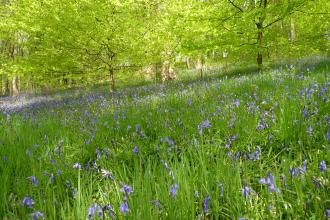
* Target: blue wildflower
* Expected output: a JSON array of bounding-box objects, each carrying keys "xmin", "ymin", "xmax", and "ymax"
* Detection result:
[
  {"xmin": 121, "ymin": 184, "xmax": 133, "ymax": 196},
  {"xmin": 242, "ymin": 186, "xmax": 250, "ymax": 199},
  {"xmin": 133, "ymin": 146, "xmax": 139, "ymax": 155},
  {"xmin": 87, "ymin": 204, "xmax": 103, "ymax": 219},
  {"xmin": 326, "ymin": 209, "xmax": 330, "ymax": 219},
  {"xmin": 22, "ymin": 196, "xmax": 34, "ymax": 208},
  {"xmin": 27, "ymin": 176, "xmax": 38, "ymax": 187},
  {"xmin": 320, "ymin": 161, "xmax": 326, "ymax": 173},
  {"xmin": 120, "ymin": 201, "xmax": 129, "ymax": 214},
  {"xmin": 31, "ymin": 211, "xmax": 44, "ymax": 220},
  {"xmin": 73, "ymin": 163, "xmax": 82, "ymax": 170},
  {"xmin": 49, "ymin": 173, "xmax": 54, "ymax": 184},
  {"xmin": 151, "ymin": 200, "xmax": 162, "ymax": 211},
  {"xmin": 101, "ymin": 169, "xmax": 115, "ymax": 180},
  {"xmin": 203, "ymin": 195, "xmax": 210, "ymax": 214},
  {"xmin": 194, "ymin": 191, "xmax": 199, "ymax": 197},
  {"xmin": 198, "ymin": 119, "xmax": 211, "ymax": 135},
  {"xmin": 312, "ymin": 178, "xmax": 321, "ymax": 189},
  {"xmin": 170, "ymin": 183, "xmax": 179, "ymax": 198},
  {"xmin": 103, "ymin": 204, "xmax": 115, "ymax": 219},
  {"xmin": 300, "ymin": 160, "xmax": 307, "ymax": 174}
]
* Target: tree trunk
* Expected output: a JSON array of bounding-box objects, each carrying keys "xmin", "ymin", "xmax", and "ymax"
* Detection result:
[
  {"xmin": 2, "ymin": 74, "xmax": 9, "ymax": 96},
  {"xmin": 256, "ymin": 21, "xmax": 263, "ymax": 71},
  {"xmin": 290, "ymin": 17, "xmax": 295, "ymax": 42},
  {"xmin": 109, "ymin": 68, "xmax": 115, "ymax": 92},
  {"xmin": 12, "ymin": 76, "xmax": 19, "ymax": 96},
  {"xmin": 155, "ymin": 62, "xmax": 162, "ymax": 82}
]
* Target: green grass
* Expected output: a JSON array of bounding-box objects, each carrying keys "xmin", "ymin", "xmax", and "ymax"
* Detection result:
[{"xmin": 0, "ymin": 63, "xmax": 329, "ymax": 219}]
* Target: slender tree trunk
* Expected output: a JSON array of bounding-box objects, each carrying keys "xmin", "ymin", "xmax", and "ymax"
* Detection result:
[
  {"xmin": 12, "ymin": 76, "xmax": 19, "ymax": 96},
  {"xmin": 2, "ymin": 74, "xmax": 9, "ymax": 96},
  {"xmin": 109, "ymin": 68, "xmax": 115, "ymax": 92},
  {"xmin": 27, "ymin": 75, "xmax": 33, "ymax": 94},
  {"xmin": 290, "ymin": 17, "xmax": 295, "ymax": 42},
  {"xmin": 256, "ymin": 21, "xmax": 263, "ymax": 71},
  {"xmin": 155, "ymin": 62, "xmax": 162, "ymax": 82}
]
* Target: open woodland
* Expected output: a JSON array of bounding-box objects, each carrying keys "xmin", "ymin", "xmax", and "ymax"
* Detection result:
[{"xmin": 0, "ymin": 0, "xmax": 330, "ymax": 219}]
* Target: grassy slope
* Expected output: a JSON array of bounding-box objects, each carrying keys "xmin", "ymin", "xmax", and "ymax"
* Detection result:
[{"xmin": 0, "ymin": 63, "xmax": 329, "ymax": 219}]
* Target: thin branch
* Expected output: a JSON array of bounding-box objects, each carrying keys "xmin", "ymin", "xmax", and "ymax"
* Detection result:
[{"xmin": 227, "ymin": 0, "xmax": 243, "ymax": 12}]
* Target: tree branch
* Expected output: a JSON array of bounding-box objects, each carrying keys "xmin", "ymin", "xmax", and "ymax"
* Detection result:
[{"xmin": 227, "ymin": 0, "xmax": 243, "ymax": 12}]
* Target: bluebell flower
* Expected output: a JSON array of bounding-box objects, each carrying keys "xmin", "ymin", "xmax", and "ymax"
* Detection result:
[
  {"xmin": 151, "ymin": 200, "xmax": 162, "ymax": 211},
  {"xmin": 22, "ymin": 196, "xmax": 34, "ymax": 208},
  {"xmin": 101, "ymin": 169, "xmax": 115, "ymax": 180},
  {"xmin": 170, "ymin": 183, "xmax": 179, "ymax": 198},
  {"xmin": 96, "ymin": 149, "xmax": 102, "ymax": 160},
  {"xmin": 165, "ymin": 137, "xmax": 175, "ymax": 146},
  {"xmin": 87, "ymin": 204, "xmax": 103, "ymax": 219},
  {"xmin": 31, "ymin": 211, "xmax": 44, "ymax": 220},
  {"xmin": 198, "ymin": 119, "xmax": 211, "ymax": 134},
  {"xmin": 241, "ymin": 186, "xmax": 250, "ymax": 198},
  {"xmin": 320, "ymin": 161, "xmax": 326, "ymax": 173},
  {"xmin": 306, "ymin": 125, "xmax": 313, "ymax": 136},
  {"xmin": 133, "ymin": 146, "xmax": 139, "ymax": 155},
  {"xmin": 49, "ymin": 173, "xmax": 54, "ymax": 184},
  {"xmin": 203, "ymin": 195, "xmax": 210, "ymax": 214},
  {"xmin": 326, "ymin": 209, "xmax": 330, "ymax": 219},
  {"xmin": 312, "ymin": 178, "xmax": 321, "ymax": 189},
  {"xmin": 289, "ymin": 167, "xmax": 299, "ymax": 177},
  {"xmin": 73, "ymin": 163, "xmax": 82, "ymax": 170},
  {"xmin": 194, "ymin": 191, "xmax": 199, "ymax": 197},
  {"xmin": 300, "ymin": 160, "xmax": 307, "ymax": 174},
  {"xmin": 121, "ymin": 184, "xmax": 133, "ymax": 195},
  {"xmin": 103, "ymin": 204, "xmax": 115, "ymax": 219},
  {"xmin": 27, "ymin": 176, "xmax": 38, "ymax": 187},
  {"xmin": 120, "ymin": 201, "xmax": 129, "ymax": 214}
]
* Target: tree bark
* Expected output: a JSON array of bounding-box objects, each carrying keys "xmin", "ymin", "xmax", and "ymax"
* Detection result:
[
  {"xmin": 290, "ymin": 17, "xmax": 295, "ymax": 42},
  {"xmin": 109, "ymin": 68, "xmax": 115, "ymax": 92},
  {"xmin": 256, "ymin": 20, "xmax": 263, "ymax": 71},
  {"xmin": 12, "ymin": 76, "xmax": 19, "ymax": 96},
  {"xmin": 1, "ymin": 74, "xmax": 9, "ymax": 96}
]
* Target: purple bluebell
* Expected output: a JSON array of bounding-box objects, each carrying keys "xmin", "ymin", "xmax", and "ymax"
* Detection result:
[
  {"xmin": 49, "ymin": 173, "xmax": 54, "ymax": 184},
  {"xmin": 198, "ymin": 119, "xmax": 211, "ymax": 134},
  {"xmin": 306, "ymin": 125, "xmax": 313, "ymax": 136},
  {"xmin": 121, "ymin": 184, "xmax": 133, "ymax": 195},
  {"xmin": 27, "ymin": 176, "xmax": 38, "ymax": 187},
  {"xmin": 242, "ymin": 186, "xmax": 250, "ymax": 198},
  {"xmin": 103, "ymin": 204, "xmax": 115, "ymax": 219},
  {"xmin": 194, "ymin": 191, "xmax": 199, "ymax": 197},
  {"xmin": 22, "ymin": 196, "xmax": 34, "ymax": 208},
  {"xmin": 289, "ymin": 167, "xmax": 299, "ymax": 177},
  {"xmin": 312, "ymin": 178, "xmax": 321, "ymax": 189},
  {"xmin": 31, "ymin": 211, "xmax": 44, "ymax": 220},
  {"xmin": 96, "ymin": 149, "xmax": 102, "ymax": 160},
  {"xmin": 320, "ymin": 161, "xmax": 326, "ymax": 173},
  {"xmin": 170, "ymin": 183, "xmax": 179, "ymax": 198},
  {"xmin": 120, "ymin": 201, "xmax": 129, "ymax": 214},
  {"xmin": 300, "ymin": 160, "xmax": 307, "ymax": 174},
  {"xmin": 203, "ymin": 195, "xmax": 210, "ymax": 214},
  {"xmin": 133, "ymin": 146, "xmax": 139, "ymax": 155},
  {"xmin": 73, "ymin": 163, "xmax": 82, "ymax": 170},
  {"xmin": 326, "ymin": 209, "xmax": 330, "ymax": 219},
  {"xmin": 151, "ymin": 200, "xmax": 162, "ymax": 211},
  {"xmin": 248, "ymin": 146, "xmax": 261, "ymax": 161},
  {"xmin": 101, "ymin": 169, "xmax": 115, "ymax": 180},
  {"xmin": 165, "ymin": 137, "xmax": 175, "ymax": 146},
  {"xmin": 87, "ymin": 204, "xmax": 103, "ymax": 219}
]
